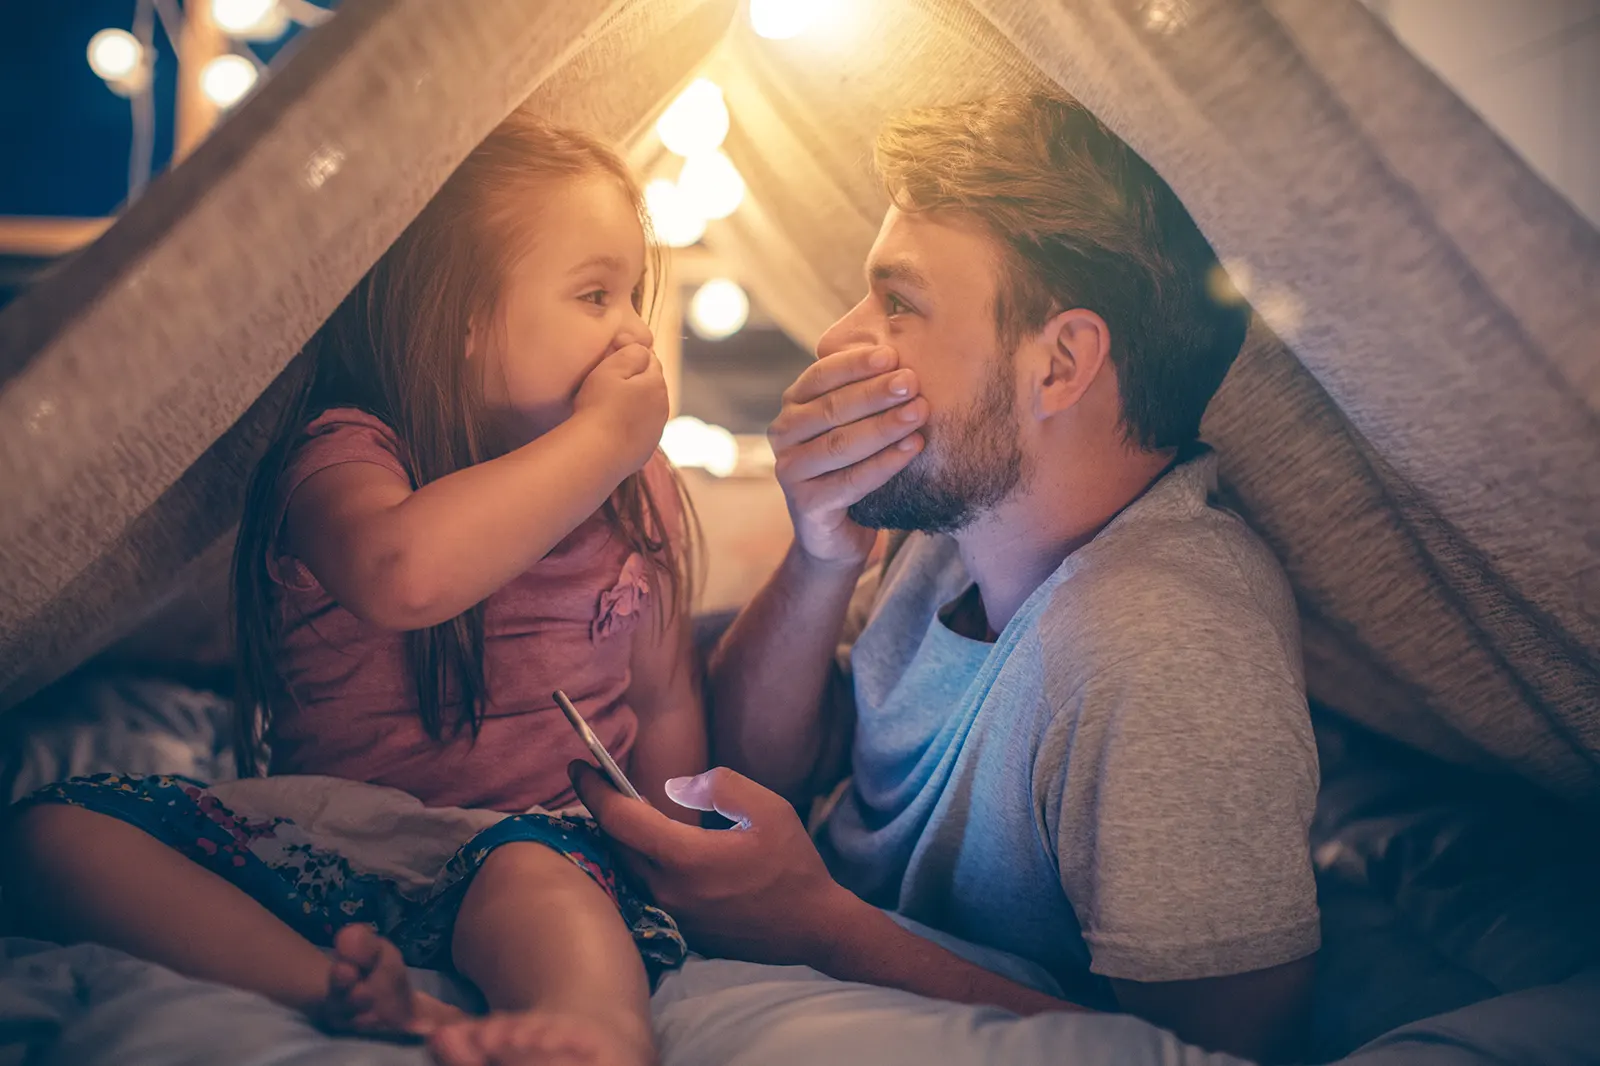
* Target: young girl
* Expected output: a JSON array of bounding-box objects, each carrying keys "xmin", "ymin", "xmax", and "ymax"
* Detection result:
[{"xmin": 5, "ymin": 110, "xmax": 706, "ymax": 1066}]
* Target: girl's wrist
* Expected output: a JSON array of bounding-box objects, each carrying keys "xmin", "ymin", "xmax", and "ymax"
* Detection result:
[{"xmin": 538, "ymin": 411, "xmax": 640, "ymax": 487}]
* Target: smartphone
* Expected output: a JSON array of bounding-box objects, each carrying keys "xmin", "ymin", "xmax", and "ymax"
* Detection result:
[{"xmin": 554, "ymin": 689, "xmax": 644, "ymax": 801}]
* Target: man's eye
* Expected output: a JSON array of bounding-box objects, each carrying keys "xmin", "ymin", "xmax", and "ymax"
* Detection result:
[{"xmin": 886, "ymin": 293, "xmax": 914, "ymax": 316}]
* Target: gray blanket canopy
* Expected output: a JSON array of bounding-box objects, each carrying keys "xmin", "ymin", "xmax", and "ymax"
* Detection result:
[{"xmin": 0, "ymin": 0, "xmax": 1596, "ymax": 810}]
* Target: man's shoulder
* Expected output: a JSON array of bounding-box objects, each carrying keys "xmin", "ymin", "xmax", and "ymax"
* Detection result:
[{"xmin": 1035, "ymin": 504, "xmax": 1301, "ymax": 694}]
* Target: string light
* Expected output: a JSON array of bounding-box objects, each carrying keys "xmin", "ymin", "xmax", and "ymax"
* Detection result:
[
  {"xmin": 644, "ymin": 179, "xmax": 706, "ymax": 248},
  {"xmin": 91, "ymin": 2, "xmax": 330, "ymax": 203},
  {"xmin": 201, "ymin": 54, "xmax": 259, "ymax": 108},
  {"xmin": 1218, "ymin": 259, "xmax": 1254, "ymax": 301},
  {"xmin": 661, "ymin": 417, "xmax": 739, "ymax": 478},
  {"xmin": 1139, "ymin": 0, "xmax": 1191, "ymax": 35},
  {"xmin": 1206, "ymin": 262, "xmax": 1249, "ymax": 307},
  {"xmin": 676, "ymin": 150, "xmax": 745, "ymax": 221},
  {"xmin": 87, "ymin": 28, "xmax": 145, "ymax": 89},
  {"xmin": 689, "ymin": 279, "xmax": 750, "ymax": 340},
  {"xmin": 655, "ymin": 78, "xmax": 729, "ymax": 158},
  {"xmin": 651, "ymin": 79, "xmax": 747, "ymax": 230},
  {"xmin": 213, "ymin": 0, "xmax": 289, "ymax": 39}
]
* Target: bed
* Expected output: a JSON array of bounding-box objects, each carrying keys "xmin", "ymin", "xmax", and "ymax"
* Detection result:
[{"xmin": 3, "ymin": 674, "xmax": 1596, "ymax": 1065}]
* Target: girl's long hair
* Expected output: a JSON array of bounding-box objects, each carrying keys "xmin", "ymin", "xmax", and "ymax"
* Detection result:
[{"xmin": 231, "ymin": 110, "xmax": 697, "ymax": 776}]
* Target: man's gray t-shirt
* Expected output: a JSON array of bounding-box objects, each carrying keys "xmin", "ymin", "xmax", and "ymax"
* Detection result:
[{"xmin": 819, "ymin": 450, "xmax": 1320, "ymax": 1007}]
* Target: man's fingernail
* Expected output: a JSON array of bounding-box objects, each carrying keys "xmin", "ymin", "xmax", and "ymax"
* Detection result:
[
  {"xmin": 871, "ymin": 349, "xmax": 894, "ymax": 370},
  {"xmin": 664, "ymin": 776, "xmax": 700, "ymax": 804},
  {"xmin": 898, "ymin": 436, "xmax": 920, "ymax": 451},
  {"xmin": 890, "ymin": 371, "xmax": 913, "ymax": 396},
  {"xmin": 899, "ymin": 402, "xmax": 923, "ymax": 422}
]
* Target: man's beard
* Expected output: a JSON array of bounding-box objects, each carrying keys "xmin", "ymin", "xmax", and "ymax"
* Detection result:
[{"xmin": 847, "ymin": 356, "xmax": 1027, "ymax": 535}]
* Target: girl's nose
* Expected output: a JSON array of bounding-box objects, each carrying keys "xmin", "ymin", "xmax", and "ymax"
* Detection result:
[{"xmin": 615, "ymin": 309, "xmax": 654, "ymax": 351}]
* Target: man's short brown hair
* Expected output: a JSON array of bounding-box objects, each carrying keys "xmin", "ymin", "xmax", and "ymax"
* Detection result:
[{"xmin": 874, "ymin": 92, "xmax": 1249, "ymax": 451}]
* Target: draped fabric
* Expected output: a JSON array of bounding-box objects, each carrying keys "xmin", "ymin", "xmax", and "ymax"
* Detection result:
[{"xmin": 0, "ymin": 0, "xmax": 1595, "ymax": 804}]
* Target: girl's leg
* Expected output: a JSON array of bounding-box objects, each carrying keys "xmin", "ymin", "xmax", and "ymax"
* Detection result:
[
  {"xmin": 5, "ymin": 802, "xmax": 462, "ymax": 1033},
  {"xmin": 435, "ymin": 841, "xmax": 657, "ymax": 1066},
  {"xmin": 7, "ymin": 803, "xmax": 333, "ymax": 1010}
]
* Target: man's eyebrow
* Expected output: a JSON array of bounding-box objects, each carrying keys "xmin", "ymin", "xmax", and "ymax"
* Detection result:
[
  {"xmin": 569, "ymin": 254, "xmax": 628, "ymax": 275},
  {"xmin": 868, "ymin": 259, "xmax": 931, "ymax": 289}
]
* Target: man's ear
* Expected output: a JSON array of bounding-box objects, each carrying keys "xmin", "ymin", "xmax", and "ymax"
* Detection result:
[{"xmin": 1029, "ymin": 308, "xmax": 1111, "ymax": 418}]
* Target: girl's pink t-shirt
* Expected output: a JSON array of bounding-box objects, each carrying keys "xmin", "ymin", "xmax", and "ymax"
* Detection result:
[{"xmin": 263, "ymin": 408, "xmax": 676, "ymax": 813}]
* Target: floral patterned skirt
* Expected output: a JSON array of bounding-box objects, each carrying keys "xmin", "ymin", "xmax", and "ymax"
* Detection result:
[{"xmin": 12, "ymin": 773, "xmax": 686, "ymax": 978}]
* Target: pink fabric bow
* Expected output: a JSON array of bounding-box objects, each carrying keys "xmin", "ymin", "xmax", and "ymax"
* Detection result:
[{"xmin": 591, "ymin": 552, "xmax": 651, "ymax": 643}]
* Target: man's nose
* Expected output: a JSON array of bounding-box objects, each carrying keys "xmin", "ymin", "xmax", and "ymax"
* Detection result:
[{"xmin": 815, "ymin": 297, "xmax": 879, "ymax": 360}]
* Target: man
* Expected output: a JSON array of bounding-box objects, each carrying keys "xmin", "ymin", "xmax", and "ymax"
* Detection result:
[{"xmin": 574, "ymin": 91, "xmax": 1319, "ymax": 1063}]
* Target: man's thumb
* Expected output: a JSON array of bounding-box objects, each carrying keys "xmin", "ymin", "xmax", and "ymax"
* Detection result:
[{"xmin": 664, "ymin": 767, "xmax": 761, "ymax": 828}]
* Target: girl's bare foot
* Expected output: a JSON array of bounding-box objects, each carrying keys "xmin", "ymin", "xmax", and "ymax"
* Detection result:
[
  {"xmin": 427, "ymin": 1011, "xmax": 653, "ymax": 1066},
  {"xmin": 322, "ymin": 924, "xmax": 469, "ymax": 1037}
]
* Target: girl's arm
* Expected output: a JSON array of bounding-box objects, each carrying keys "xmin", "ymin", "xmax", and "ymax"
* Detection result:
[
  {"xmin": 625, "ymin": 602, "xmax": 707, "ymax": 827},
  {"xmin": 285, "ymin": 347, "xmax": 667, "ymax": 632},
  {"xmin": 286, "ymin": 416, "xmax": 626, "ymax": 631}
]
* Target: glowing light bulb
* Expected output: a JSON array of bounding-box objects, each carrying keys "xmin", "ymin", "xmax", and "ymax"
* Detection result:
[
  {"xmin": 676, "ymin": 151, "xmax": 745, "ymax": 221},
  {"xmin": 1206, "ymin": 263, "xmax": 1248, "ymax": 307},
  {"xmin": 212, "ymin": 0, "xmax": 284, "ymax": 36},
  {"xmin": 656, "ymin": 78, "xmax": 729, "ymax": 158},
  {"xmin": 750, "ymin": 0, "xmax": 845, "ymax": 40},
  {"xmin": 88, "ymin": 28, "xmax": 142, "ymax": 82},
  {"xmin": 689, "ymin": 279, "xmax": 750, "ymax": 341},
  {"xmin": 201, "ymin": 54, "xmax": 259, "ymax": 108},
  {"xmin": 1219, "ymin": 258, "xmax": 1254, "ymax": 300},
  {"xmin": 644, "ymin": 179, "xmax": 706, "ymax": 248},
  {"xmin": 661, "ymin": 417, "xmax": 740, "ymax": 478},
  {"xmin": 1139, "ymin": 0, "xmax": 1191, "ymax": 35},
  {"xmin": 750, "ymin": 0, "xmax": 809, "ymax": 39}
]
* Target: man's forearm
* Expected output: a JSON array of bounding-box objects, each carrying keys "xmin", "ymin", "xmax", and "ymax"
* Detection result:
[
  {"xmin": 706, "ymin": 541, "xmax": 863, "ymax": 801},
  {"xmin": 810, "ymin": 889, "xmax": 1085, "ymax": 1018}
]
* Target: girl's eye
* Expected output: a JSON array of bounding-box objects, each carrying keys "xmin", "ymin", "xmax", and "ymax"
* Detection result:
[{"xmin": 581, "ymin": 289, "xmax": 608, "ymax": 307}]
